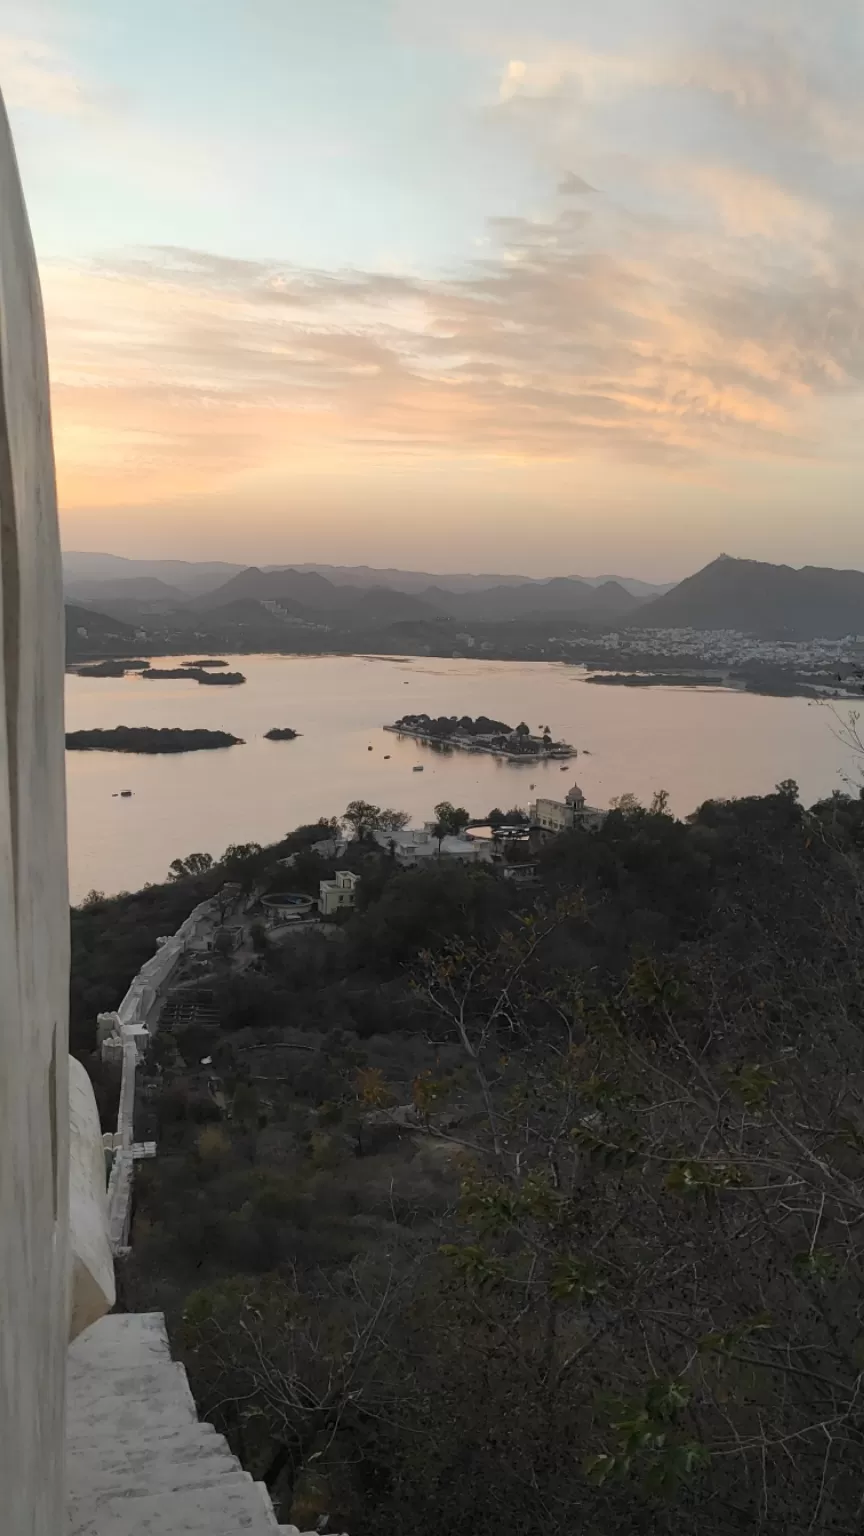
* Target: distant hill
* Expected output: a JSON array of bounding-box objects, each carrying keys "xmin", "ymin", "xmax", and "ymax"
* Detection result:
[
  {"xmin": 286, "ymin": 562, "xmax": 672, "ymax": 598},
  {"xmin": 421, "ymin": 577, "xmax": 645, "ymax": 622},
  {"xmin": 64, "ymin": 551, "xmax": 672, "ymax": 600},
  {"xmin": 65, "ymin": 603, "xmax": 138, "ymax": 659},
  {"xmin": 193, "ymin": 567, "xmax": 360, "ymax": 612},
  {"xmin": 66, "ymin": 603, "xmax": 136, "ymax": 637},
  {"xmin": 637, "ymin": 556, "xmax": 864, "ymax": 638},
  {"xmin": 63, "ymin": 552, "xmax": 244, "ymax": 595},
  {"xmin": 193, "ymin": 565, "xmax": 647, "ymax": 626},
  {"xmin": 64, "ymin": 576, "xmax": 189, "ymax": 604}
]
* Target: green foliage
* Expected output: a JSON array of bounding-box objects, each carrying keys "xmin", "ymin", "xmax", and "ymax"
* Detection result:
[
  {"xmin": 109, "ymin": 792, "xmax": 864, "ymax": 1533},
  {"xmin": 431, "ymin": 800, "xmax": 471, "ymax": 844}
]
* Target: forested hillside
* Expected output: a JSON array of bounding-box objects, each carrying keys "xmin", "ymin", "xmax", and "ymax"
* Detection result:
[{"xmin": 76, "ymin": 784, "xmax": 864, "ymax": 1535}]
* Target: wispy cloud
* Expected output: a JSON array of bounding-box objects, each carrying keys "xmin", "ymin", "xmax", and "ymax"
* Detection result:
[
  {"xmin": 0, "ymin": 34, "xmax": 97, "ymax": 117},
  {"xmin": 24, "ymin": 0, "xmax": 864, "ymax": 549},
  {"xmin": 42, "ymin": 168, "xmax": 864, "ymax": 510}
]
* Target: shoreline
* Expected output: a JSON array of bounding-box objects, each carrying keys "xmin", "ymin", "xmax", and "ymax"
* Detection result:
[{"xmin": 64, "ymin": 649, "xmax": 860, "ymax": 705}]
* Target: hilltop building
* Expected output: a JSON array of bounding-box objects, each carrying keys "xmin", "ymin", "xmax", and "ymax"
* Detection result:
[
  {"xmin": 319, "ymin": 868, "xmax": 360, "ymax": 915},
  {"xmin": 371, "ymin": 823, "xmax": 495, "ymax": 866}
]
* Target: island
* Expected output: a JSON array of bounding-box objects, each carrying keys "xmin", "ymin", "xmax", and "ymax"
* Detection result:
[
  {"xmin": 585, "ymin": 671, "xmax": 723, "ymax": 690},
  {"xmin": 184, "ymin": 659, "xmax": 228, "ymax": 668},
  {"xmin": 76, "ymin": 661, "xmax": 127, "ymax": 678},
  {"xmin": 264, "ymin": 727, "xmax": 300, "ymax": 740},
  {"xmin": 65, "ymin": 727, "xmax": 244, "ymax": 754},
  {"xmin": 72, "ymin": 660, "xmax": 152, "ymax": 678},
  {"xmin": 141, "ymin": 667, "xmax": 246, "ymax": 685},
  {"xmin": 386, "ymin": 713, "xmax": 576, "ymax": 759}
]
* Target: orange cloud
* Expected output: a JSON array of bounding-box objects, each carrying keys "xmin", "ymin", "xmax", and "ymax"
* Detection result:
[{"xmin": 41, "ymin": 153, "xmax": 864, "ymax": 515}]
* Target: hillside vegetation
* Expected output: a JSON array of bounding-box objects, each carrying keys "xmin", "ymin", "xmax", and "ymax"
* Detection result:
[{"xmin": 76, "ymin": 784, "xmax": 864, "ymax": 1534}]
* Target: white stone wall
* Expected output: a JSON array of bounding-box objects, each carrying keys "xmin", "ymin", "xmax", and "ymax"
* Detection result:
[
  {"xmin": 69, "ymin": 1058, "xmax": 115, "ymax": 1339},
  {"xmin": 102, "ymin": 898, "xmax": 219, "ymax": 1251},
  {"xmin": 0, "ymin": 88, "xmax": 70, "ymax": 1536}
]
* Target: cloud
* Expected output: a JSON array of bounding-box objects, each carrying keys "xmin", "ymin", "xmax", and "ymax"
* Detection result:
[
  {"xmin": 0, "ymin": 35, "xmax": 96, "ymax": 117},
  {"xmin": 41, "ymin": 157, "xmax": 864, "ymax": 513},
  {"xmin": 29, "ymin": 0, "xmax": 864, "ymax": 518}
]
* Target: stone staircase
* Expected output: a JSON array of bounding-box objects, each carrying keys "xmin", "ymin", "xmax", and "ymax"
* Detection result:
[{"xmin": 66, "ymin": 1312, "xmax": 288, "ymax": 1536}]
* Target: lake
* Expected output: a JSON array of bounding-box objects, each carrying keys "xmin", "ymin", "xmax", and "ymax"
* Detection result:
[{"xmin": 64, "ymin": 654, "xmax": 860, "ymax": 902}]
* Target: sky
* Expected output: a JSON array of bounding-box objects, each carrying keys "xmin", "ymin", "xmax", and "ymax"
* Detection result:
[{"xmin": 4, "ymin": 0, "xmax": 864, "ymax": 579}]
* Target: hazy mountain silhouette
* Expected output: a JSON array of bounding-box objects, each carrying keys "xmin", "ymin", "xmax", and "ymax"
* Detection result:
[{"xmin": 638, "ymin": 556, "xmax": 864, "ymax": 638}]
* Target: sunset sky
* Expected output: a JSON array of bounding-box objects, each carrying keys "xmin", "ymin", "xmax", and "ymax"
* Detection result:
[{"xmin": 3, "ymin": 0, "xmax": 864, "ymax": 578}]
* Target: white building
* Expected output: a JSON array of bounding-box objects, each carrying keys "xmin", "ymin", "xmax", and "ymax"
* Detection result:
[
  {"xmin": 319, "ymin": 869, "xmax": 360, "ymax": 915},
  {"xmin": 371, "ymin": 824, "xmax": 494, "ymax": 867},
  {"xmin": 529, "ymin": 783, "xmax": 606, "ymax": 834}
]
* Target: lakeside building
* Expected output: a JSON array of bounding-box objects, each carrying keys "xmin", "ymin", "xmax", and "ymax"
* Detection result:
[{"xmin": 529, "ymin": 783, "xmax": 607, "ymax": 836}]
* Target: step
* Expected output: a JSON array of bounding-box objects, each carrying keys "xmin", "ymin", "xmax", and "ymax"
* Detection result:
[
  {"xmin": 66, "ymin": 1419, "xmax": 223, "ymax": 1454},
  {"xmin": 68, "ymin": 1313, "xmax": 171, "ymax": 1373},
  {"xmin": 67, "ymin": 1360, "xmax": 199, "ymax": 1437},
  {"xmin": 70, "ymin": 1480, "xmax": 280, "ymax": 1536},
  {"xmin": 67, "ymin": 1425, "xmax": 248, "ymax": 1511}
]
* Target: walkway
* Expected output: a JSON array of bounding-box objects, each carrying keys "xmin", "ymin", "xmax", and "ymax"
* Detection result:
[{"xmin": 67, "ymin": 1312, "xmax": 289, "ymax": 1535}]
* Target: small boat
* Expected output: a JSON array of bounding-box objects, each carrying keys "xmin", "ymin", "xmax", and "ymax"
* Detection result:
[
  {"xmin": 121, "ymin": 790, "xmax": 133, "ymax": 797},
  {"xmin": 413, "ymin": 765, "xmax": 424, "ymax": 772},
  {"xmin": 384, "ymin": 754, "xmax": 390, "ymax": 759},
  {"xmin": 367, "ymin": 746, "xmax": 373, "ymax": 751},
  {"xmin": 560, "ymin": 766, "xmax": 568, "ymax": 772}
]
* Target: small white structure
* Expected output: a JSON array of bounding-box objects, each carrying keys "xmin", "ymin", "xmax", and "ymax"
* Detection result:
[
  {"xmin": 530, "ymin": 782, "xmax": 606, "ymax": 835},
  {"xmin": 502, "ymin": 862, "xmax": 540, "ymax": 884},
  {"xmin": 319, "ymin": 869, "xmax": 359, "ymax": 915},
  {"xmin": 260, "ymin": 892, "xmax": 316, "ymax": 926},
  {"xmin": 371, "ymin": 825, "xmax": 494, "ymax": 867}
]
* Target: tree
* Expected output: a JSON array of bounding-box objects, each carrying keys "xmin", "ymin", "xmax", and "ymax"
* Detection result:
[
  {"xmin": 179, "ymin": 1267, "xmax": 405, "ymax": 1515},
  {"xmin": 395, "ymin": 849, "xmax": 864, "ymax": 1535},
  {"xmin": 431, "ymin": 801, "xmax": 471, "ymax": 854},
  {"xmin": 377, "ymin": 808, "xmax": 410, "ymax": 832},
  {"xmin": 342, "ymin": 801, "xmax": 382, "ymax": 840},
  {"xmin": 515, "ymin": 721, "xmax": 530, "ymax": 738},
  {"xmin": 168, "ymin": 851, "xmax": 214, "ymax": 881},
  {"xmin": 609, "ymin": 791, "xmax": 641, "ymax": 814},
  {"xmin": 220, "ymin": 844, "xmax": 264, "ymax": 890},
  {"xmin": 250, "ymin": 921, "xmax": 269, "ymax": 953}
]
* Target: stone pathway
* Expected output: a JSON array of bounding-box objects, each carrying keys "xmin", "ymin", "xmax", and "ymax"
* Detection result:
[{"xmin": 66, "ymin": 1313, "xmax": 286, "ymax": 1536}]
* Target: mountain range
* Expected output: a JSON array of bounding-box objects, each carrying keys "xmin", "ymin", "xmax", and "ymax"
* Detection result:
[
  {"xmin": 63, "ymin": 552, "xmax": 670, "ymax": 601},
  {"xmin": 183, "ymin": 565, "xmax": 645, "ymax": 625},
  {"xmin": 63, "ymin": 552, "xmax": 864, "ymax": 651}
]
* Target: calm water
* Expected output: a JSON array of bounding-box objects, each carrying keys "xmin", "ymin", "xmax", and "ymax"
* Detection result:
[{"xmin": 64, "ymin": 654, "xmax": 858, "ymax": 902}]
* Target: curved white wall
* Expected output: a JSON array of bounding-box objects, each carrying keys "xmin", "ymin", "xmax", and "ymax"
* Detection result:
[
  {"xmin": 69, "ymin": 1059, "xmax": 116, "ymax": 1341},
  {"xmin": 0, "ymin": 88, "xmax": 70, "ymax": 1536}
]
